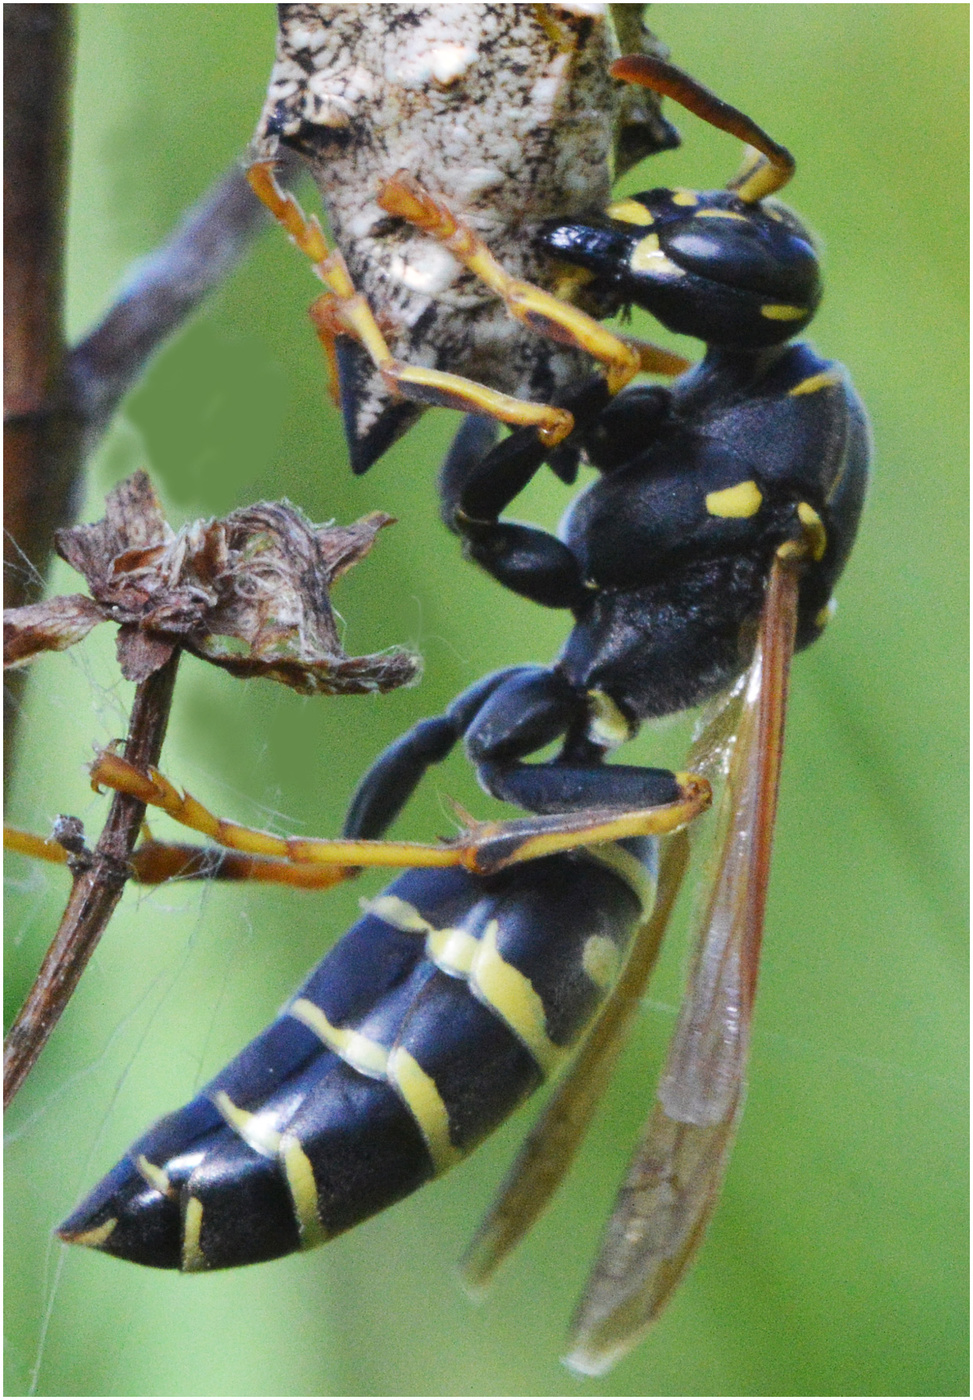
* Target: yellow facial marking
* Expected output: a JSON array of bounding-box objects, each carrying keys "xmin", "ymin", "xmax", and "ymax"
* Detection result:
[
  {"xmin": 629, "ymin": 236, "xmax": 686, "ymax": 278},
  {"xmin": 797, "ymin": 501, "xmax": 828, "ymax": 560},
  {"xmin": 815, "ymin": 598, "xmax": 837, "ymax": 630},
  {"xmin": 181, "ymin": 1196, "xmax": 206, "ymax": 1272},
  {"xmin": 583, "ymin": 842, "xmax": 657, "ymax": 916},
  {"xmin": 759, "ymin": 303, "xmax": 806, "ymax": 321},
  {"xmin": 212, "ymin": 1090, "xmax": 282, "ymax": 1158},
  {"xmin": 289, "ymin": 998, "xmax": 390, "ymax": 1079},
  {"xmin": 471, "ymin": 920, "xmax": 562, "ymax": 1076},
  {"xmin": 587, "ymin": 689, "xmax": 632, "ymax": 750},
  {"xmin": 606, "ymin": 198, "xmax": 654, "ymax": 226},
  {"xmin": 279, "ymin": 1132, "xmax": 327, "ymax": 1248},
  {"xmin": 387, "ymin": 1046, "xmax": 460, "ymax": 1174},
  {"xmin": 67, "ymin": 1217, "xmax": 117, "ymax": 1249},
  {"xmin": 670, "ymin": 189, "xmax": 699, "ymax": 206},
  {"xmin": 136, "ymin": 1154, "xmax": 173, "ymax": 1198},
  {"xmin": 705, "ymin": 480, "xmax": 763, "ymax": 519},
  {"xmin": 582, "ymin": 935, "xmax": 620, "ymax": 990},
  {"xmin": 629, "ymin": 232, "xmax": 657, "ymax": 261},
  {"xmin": 789, "ymin": 369, "xmax": 841, "ymax": 397}
]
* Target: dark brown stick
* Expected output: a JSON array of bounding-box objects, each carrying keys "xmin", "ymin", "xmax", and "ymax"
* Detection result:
[
  {"xmin": 3, "ymin": 651, "xmax": 180, "ymax": 1108},
  {"xmin": 3, "ymin": 6, "xmax": 77, "ymax": 775}
]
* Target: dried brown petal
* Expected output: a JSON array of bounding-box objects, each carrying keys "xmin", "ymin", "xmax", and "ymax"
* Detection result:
[
  {"xmin": 55, "ymin": 472, "xmax": 172, "ymax": 592},
  {"xmin": 3, "ymin": 595, "xmax": 106, "ymax": 668}
]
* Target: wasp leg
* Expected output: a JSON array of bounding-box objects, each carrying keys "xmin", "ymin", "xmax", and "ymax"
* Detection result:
[
  {"xmin": 379, "ymin": 172, "xmax": 649, "ymax": 396},
  {"xmin": 2, "ymin": 824, "xmax": 352, "ymax": 889},
  {"xmin": 620, "ymin": 337, "xmax": 692, "ymax": 377},
  {"xmin": 247, "ymin": 161, "xmax": 573, "ymax": 446},
  {"xmin": 438, "ymin": 383, "xmax": 618, "ymax": 609},
  {"xmin": 465, "ymin": 668, "xmax": 686, "ymax": 815},
  {"xmin": 343, "ymin": 668, "xmax": 537, "ymax": 839},
  {"xmin": 462, "ymin": 828, "xmax": 691, "ymax": 1291},
  {"xmin": 89, "ymin": 747, "xmax": 705, "ymax": 883}
]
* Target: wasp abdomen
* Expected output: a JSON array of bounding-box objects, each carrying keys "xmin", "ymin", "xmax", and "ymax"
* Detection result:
[{"xmin": 59, "ymin": 847, "xmax": 655, "ymax": 1271}]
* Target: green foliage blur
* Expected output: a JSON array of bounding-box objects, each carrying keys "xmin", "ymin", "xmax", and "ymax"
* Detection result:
[{"xmin": 5, "ymin": 6, "xmax": 967, "ymax": 1396}]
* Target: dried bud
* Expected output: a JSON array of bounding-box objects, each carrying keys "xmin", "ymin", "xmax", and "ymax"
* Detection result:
[{"xmin": 3, "ymin": 472, "xmax": 420, "ymax": 695}]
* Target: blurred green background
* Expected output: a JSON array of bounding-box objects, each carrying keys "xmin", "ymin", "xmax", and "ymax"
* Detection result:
[{"xmin": 5, "ymin": 6, "xmax": 967, "ymax": 1396}]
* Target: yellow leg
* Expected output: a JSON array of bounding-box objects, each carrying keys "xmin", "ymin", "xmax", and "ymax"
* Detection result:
[
  {"xmin": 621, "ymin": 337, "xmax": 692, "ymax": 378},
  {"xmin": 3, "ymin": 822, "xmax": 354, "ymax": 890},
  {"xmin": 90, "ymin": 752, "xmax": 711, "ymax": 881},
  {"xmin": 247, "ymin": 161, "xmax": 574, "ymax": 446},
  {"xmin": 379, "ymin": 172, "xmax": 648, "ymax": 396}
]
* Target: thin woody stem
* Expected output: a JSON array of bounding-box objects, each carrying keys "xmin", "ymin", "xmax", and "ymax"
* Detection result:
[{"xmin": 3, "ymin": 651, "xmax": 180, "ymax": 1109}]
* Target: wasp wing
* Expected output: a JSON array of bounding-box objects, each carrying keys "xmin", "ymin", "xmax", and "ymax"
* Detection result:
[
  {"xmin": 461, "ymin": 829, "xmax": 691, "ymax": 1292},
  {"xmin": 565, "ymin": 555, "xmax": 800, "ymax": 1376}
]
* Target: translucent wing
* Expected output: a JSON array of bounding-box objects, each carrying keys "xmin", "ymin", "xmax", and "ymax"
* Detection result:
[
  {"xmin": 565, "ymin": 555, "xmax": 801, "ymax": 1376},
  {"xmin": 461, "ymin": 829, "xmax": 692, "ymax": 1293}
]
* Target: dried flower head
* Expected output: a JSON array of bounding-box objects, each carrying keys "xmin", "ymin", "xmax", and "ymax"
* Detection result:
[{"xmin": 3, "ymin": 471, "xmax": 420, "ymax": 695}]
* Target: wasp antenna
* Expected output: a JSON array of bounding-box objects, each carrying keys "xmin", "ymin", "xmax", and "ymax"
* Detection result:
[{"xmin": 610, "ymin": 55, "xmax": 794, "ymax": 201}]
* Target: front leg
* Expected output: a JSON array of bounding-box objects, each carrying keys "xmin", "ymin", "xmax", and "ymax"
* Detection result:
[
  {"xmin": 248, "ymin": 162, "xmax": 573, "ymax": 447},
  {"xmin": 437, "ymin": 381, "xmax": 616, "ymax": 610}
]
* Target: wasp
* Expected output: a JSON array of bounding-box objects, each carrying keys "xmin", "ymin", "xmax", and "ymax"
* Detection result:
[{"xmin": 55, "ymin": 58, "xmax": 867, "ymax": 1375}]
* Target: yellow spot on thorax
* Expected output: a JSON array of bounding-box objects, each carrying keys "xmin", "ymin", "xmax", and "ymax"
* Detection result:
[
  {"xmin": 815, "ymin": 598, "xmax": 837, "ymax": 631},
  {"xmin": 387, "ymin": 1046, "xmax": 460, "ymax": 1174},
  {"xmin": 789, "ymin": 369, "xmax": 841, "ymax": 396},
  {"xmin": 759, "ymin": 303, "xmax": 806, "ymax": 321},
  {"xmin": 629, "ymin": 234, "xmax": 685, "ymax": 277},
  {"xmin": 670, "ymin": 189, "xmax": 699, "ymax": 206},
  {"xmin": 181, "ymin": 1196, "xmax": 207, "ymax": 1272},
  {"xmin": 693, "ymin": 207, "xmax": 748, "ymax": 222},
  {"xmin": 797, "ymin": 501, "xmax": 828, "ymax": 559},
  {"xmin": 586, "ymin": 689, "xmax": 632, "ymax": 749},
  {"xmin": 606, "ymin": 198, "xmax": 654, "ymax": 226},
  {"xmin": 705, "ymin": 480, "xmax": 763, "ymax": 518}
]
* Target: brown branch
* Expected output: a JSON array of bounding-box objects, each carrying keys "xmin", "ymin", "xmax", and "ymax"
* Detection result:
[
  {"xmin": 3, "ymin": 650, "xmax": 180, "ymax": 1109},
  {"xmin": 65, "ymin": 156, "xmax": 298, "ymax": 448},
  {"xmin": 3, "ymin": 2, "xmax": 297, "ymax": 780},
  {"xmin": 3, "ymin": 5, "xmax": 76, "ymax": 779},
  {"xmin": 3, "ymin": 5, "xmax": 75, "ymax": 602}
]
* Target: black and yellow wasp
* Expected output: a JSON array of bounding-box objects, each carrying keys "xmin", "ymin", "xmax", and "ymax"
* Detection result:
[{"xmin": 55, "ymin": 59, "xmax": 867, "ymax": 1374}]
